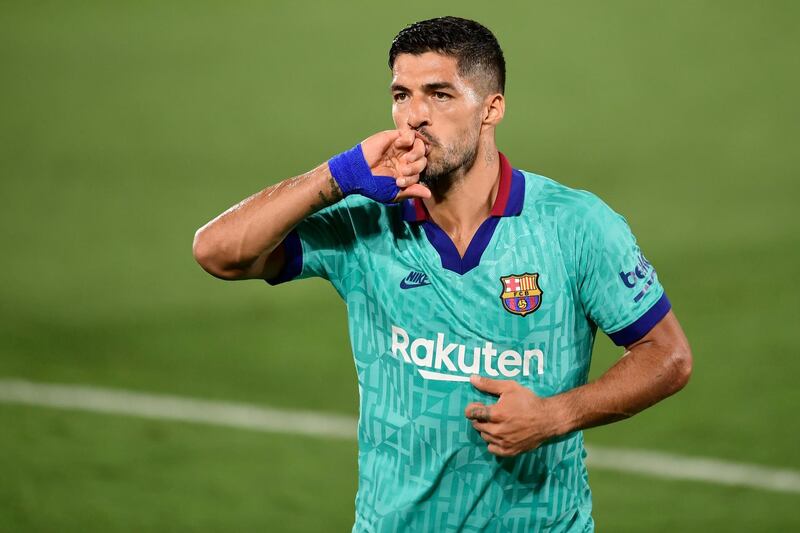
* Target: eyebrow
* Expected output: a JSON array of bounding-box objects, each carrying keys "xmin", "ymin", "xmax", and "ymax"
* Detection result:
[{"xmin": 390, "ymin": 82, "xmax": 458, "ymax": 93}]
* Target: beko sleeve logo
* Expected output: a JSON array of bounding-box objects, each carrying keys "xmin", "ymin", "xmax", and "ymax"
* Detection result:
[{"xmin": 618, "ymin": 253, "xmax": 656, "ymax": 303}]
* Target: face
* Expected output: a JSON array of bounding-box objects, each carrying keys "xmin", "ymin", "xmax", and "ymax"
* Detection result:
[{"xmin": 391, "ymin": 52, "xmax": 485, "ymax": 186}]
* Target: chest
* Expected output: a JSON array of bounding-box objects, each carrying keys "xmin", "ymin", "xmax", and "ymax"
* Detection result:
[
  {"xmin": 347, "ymin": 216, "xmax": 594, "ymax": 395},
  {"xmin": 358, "ymin": 218, "xmax": 578, "ymax": 346}
]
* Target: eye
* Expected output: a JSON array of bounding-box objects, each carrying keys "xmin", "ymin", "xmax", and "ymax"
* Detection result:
[
  {"xmin": 393, "ymin": 92, "xmax": 408, "ymax": 103},
  {"xmin": 433, "ymin": 91, "xmax": 451, "ymax": 101}
]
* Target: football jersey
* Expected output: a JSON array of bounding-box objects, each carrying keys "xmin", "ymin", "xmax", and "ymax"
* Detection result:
[{"xmin": 267, "ymin": 153, "xmax": 670, "ymax": 532}]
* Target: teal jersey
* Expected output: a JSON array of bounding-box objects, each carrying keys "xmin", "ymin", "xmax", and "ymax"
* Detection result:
[{"xmin": 268, "ymin": 154, "xmax": 669, "ymax": 532}]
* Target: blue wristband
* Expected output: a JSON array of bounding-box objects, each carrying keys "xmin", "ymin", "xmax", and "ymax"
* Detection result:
[{"xmin": 328, "ymin": 144, "xmax": 400, "ymax": 204}]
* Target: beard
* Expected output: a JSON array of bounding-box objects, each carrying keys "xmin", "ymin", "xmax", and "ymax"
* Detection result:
[{"xmin": 418, "ymin": 128, "xmax": 480, "ymax": 189}]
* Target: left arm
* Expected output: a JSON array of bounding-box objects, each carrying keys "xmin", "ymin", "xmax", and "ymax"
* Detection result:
[{"xmin": 465, "ymin": 310, "xmax": 692, "ymax": 457}]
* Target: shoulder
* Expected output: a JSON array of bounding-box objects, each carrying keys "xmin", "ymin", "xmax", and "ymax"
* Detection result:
[
  {"xmin": 313, "ymin": 194, "xmax": 401, "ymax": 240},
  {"xmin": 517, "ymin": 169, "xmax": 617, "ymax": 224},
  {"xmin": 342, "ymin": 194, "xmax": 400, "ymax": 224},
  {"xmin": 314, "ymin": 194, "xmax": 393, "ymax": 223}
]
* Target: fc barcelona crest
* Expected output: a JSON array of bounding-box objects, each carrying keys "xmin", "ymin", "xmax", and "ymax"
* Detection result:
[{"xmin": 500, "ymin": 273, "xmax": 543, "ymax": 317}]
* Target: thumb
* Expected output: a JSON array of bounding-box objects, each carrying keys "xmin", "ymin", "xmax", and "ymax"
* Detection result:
[
  {"xmin": 393, "ymin": 183, "xmax": 432, "ymax": 202},
  {"xmin": 470, "ymin": 374, "xmax": 513, "ymax": 396}
]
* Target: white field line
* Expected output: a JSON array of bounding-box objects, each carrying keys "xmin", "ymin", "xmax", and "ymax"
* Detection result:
[
  {"xmin": 0, "ymin": 378, "xmax": 356, "ymax": 440},
  {"xmin": 1, "ymin": 378, "xmax": 798, "ymax": 494}
]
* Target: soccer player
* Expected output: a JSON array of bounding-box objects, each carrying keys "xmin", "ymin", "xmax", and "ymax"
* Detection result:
[{"xmin": 193, "ymin": 16, "xmax": 692, "ymax": 532}]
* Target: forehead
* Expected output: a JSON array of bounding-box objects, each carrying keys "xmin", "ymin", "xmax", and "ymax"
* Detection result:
[{"xmin": 391, "ymin": 52, "xmax": 462, "ymax": 86}]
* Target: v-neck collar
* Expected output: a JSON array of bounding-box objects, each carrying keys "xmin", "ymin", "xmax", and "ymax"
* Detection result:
[{"xmin": 400, "ymin": 152, "xmax": 526, "ymax": 275}]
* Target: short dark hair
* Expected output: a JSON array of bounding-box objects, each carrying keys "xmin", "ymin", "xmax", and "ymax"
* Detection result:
[{"xmin": 388, "ymin": 17, "xmax": 506, "ymax": 95}]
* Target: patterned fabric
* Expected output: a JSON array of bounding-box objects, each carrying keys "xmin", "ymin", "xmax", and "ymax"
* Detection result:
[{"xmin": 268, "ymin": 154, "xmax": 669, "ymax": 532}]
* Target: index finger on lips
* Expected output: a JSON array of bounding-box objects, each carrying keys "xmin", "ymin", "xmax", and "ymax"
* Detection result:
[
  {"xmin": 413, "ymin": 131, "xmax": 431, "ymax": 155},
  {"xmin": 411, "ymin": 138, "xmax": 427, "ymax": 160},
  {"xmin": 400, "ymin": 139, "xmax": 426, "ymax": 166},
  {"xmin": 393, "ymin": 129, "xmax": 415, "ymax": 149}
]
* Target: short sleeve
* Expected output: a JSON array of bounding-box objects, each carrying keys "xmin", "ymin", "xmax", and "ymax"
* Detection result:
[
  {"xmin": 265, "ymin": 198, "xmax": 358, "ymax": 295},
  {"xmin": 575, "ymin": 195, "xmax": 671, "ymax": 346}
]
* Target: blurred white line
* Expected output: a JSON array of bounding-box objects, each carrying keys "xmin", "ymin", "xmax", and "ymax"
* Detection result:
[
  {"xmin": 1, "ymin": 378, "xmax": 799, "ymax": 494},
  {"xmin": 585, "ymin": 447, "xmax": 800, "ymax": 494},
  {"xmin": 0, "ymin": 378, "xmax": 356, "ymax": 440}
]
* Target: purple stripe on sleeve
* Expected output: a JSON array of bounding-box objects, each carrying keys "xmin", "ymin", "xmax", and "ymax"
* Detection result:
[
  {"xmin": 265, "ymin": 230, "xmax": 303, "ymax": 285},
  {"xmin": 607, "ymin": 292, "xmax": 671, "ymax": 346}
]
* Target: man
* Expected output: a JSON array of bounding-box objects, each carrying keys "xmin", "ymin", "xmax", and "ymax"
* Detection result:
[{"xmin": 193, "ymin": 16, "xmax": 692, "ymax": 532}]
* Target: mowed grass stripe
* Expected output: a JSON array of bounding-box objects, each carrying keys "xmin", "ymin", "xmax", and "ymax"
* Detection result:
[{"xmin": 2, "ymin": 378, "xmax": 798, "ymax": 495}]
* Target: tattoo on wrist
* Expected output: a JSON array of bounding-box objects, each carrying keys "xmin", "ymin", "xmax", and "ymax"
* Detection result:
[
  {"xmin": 327, "ymin": 173, "xmax": 343, "ymax": 201},
  {"xmin": 310, "ymin": 171, "xmax": 344, "ymax": 212}
]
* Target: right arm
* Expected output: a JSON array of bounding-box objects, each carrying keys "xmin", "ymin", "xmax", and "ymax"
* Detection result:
[
  {"xmin": 192, "ymin": 162, "xmax": 342, "ymax": 280},
  {"xmin": 192, "ymin": 130, "xmax": 429, "ymax": 281}
]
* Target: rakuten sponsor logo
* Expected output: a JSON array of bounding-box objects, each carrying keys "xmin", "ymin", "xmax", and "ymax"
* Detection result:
[{"xmin": 390, "ymin": 325, "xmax": 544, "ymax": 382}]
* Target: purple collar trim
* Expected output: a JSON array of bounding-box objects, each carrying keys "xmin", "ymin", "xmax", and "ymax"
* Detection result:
[
  {"xmin": 401, "ymin": 153, "xmax": 526, "ymax": 275},
  {"xmin": 401, "ymin": 152, "xmax": 523, "ymax": 222}
]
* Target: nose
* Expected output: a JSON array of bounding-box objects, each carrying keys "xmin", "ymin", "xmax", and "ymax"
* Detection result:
[{"xmin": 406, "ymin": 98, "xmax": 430, "ymax": 130}]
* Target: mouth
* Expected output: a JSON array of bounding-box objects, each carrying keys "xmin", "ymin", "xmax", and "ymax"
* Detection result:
[{"xmin": 414, "ymin": 131, "xmax": 434, "ymax": 155}]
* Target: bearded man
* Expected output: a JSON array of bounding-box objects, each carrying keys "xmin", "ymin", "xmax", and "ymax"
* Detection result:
[{"xmin": 193, "ymin": 16, "xmax": 692, "ymax": 532}]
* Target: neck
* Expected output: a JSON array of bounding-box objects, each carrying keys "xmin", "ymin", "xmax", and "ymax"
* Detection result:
[{"xmin": 422, "ymin": 137, "xmax": 501, "ymax": 240}]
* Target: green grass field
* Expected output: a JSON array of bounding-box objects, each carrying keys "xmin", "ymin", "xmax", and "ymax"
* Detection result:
[{"xmin": 1, "ymin": 0, "xmax": 798, "ymax": 530}]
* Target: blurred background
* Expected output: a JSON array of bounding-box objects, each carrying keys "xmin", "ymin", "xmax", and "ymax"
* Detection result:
[{"xmin": 1, "ymin": 0, "xmax": 798, "ymax": 530}]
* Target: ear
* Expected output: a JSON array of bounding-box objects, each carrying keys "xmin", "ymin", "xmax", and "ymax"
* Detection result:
[{"xmin": 482, "ymin": 93, "xmax": 505, "ymax": 126}]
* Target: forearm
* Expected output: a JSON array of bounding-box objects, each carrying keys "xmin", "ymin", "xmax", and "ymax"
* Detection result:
[
  {"xmin": 548, "ymin": 330, "xmax": 692, "ymax": 437},
  {"xmin": 193, "ymin": 162, "xmax": 341, "ymax": 279},
  {"xmin": 192, "ymin": 130, "xmax": 429, "ymax": 280}
]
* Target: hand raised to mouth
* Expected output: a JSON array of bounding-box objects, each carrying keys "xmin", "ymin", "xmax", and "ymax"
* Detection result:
[{"xmin": 358, "ymin": 129, "xmax": 431, "ymax": 201}]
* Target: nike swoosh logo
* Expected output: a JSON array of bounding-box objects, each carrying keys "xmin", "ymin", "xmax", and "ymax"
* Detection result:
[{"xmin": 400, "ymin": 280, "xmax": 431, "ymax": 290}]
